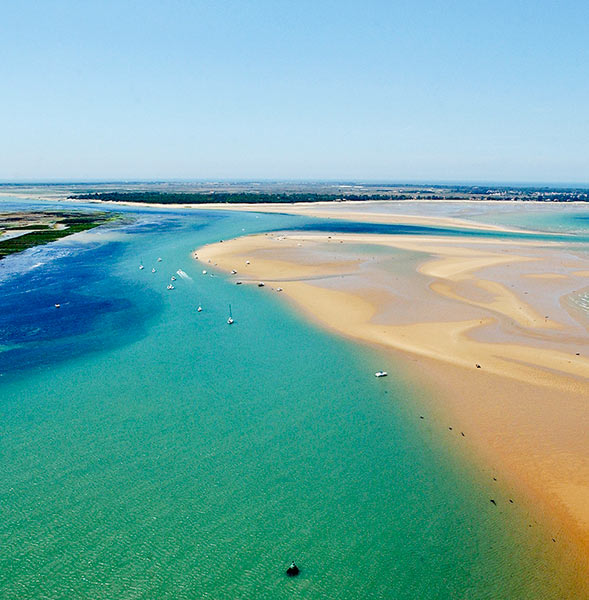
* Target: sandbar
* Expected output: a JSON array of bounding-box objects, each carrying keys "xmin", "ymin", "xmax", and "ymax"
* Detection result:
[{"xmin": 195, "ymin": 228, "xmax": 589, "ymax": 583}]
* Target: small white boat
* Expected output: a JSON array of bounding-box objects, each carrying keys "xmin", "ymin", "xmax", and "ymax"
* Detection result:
[
  {"xmin": 197, "ymin": 305, "xmax": 202, "ymax": 312},
  {"xmin": 374, "ymin": 371, "xmax": 388, "ymax": 378},
  {"xmin": 231, "ymin": 270, "xmax": 237, "ymax": 275},
  {"xmin": 157, "ymin": 257, "xmax": 162, "ymax": 262},
  {"xmin": 54, "ymin": 303, "xmax": 61, "ymax": 309},
  {"xmin": 171, "ymin": 276, "xmax": 176, "ymax": 281},
  {"xmin": 139, "ymin": 265, "xmax": 144, "ymax": 270},
  {"xmin": 167, "ymin": 284, "xmax": 175, "ymax": 290},
  {"xmin": 236, "ymin": 281, "xmax": 242, "ymax": 285},
  {"xmin": 245, "ymin": 260, "xmax": 250, "ymax": 265},
  {"xmin": 202, "ymin": 270, "xmax": 207, "ymax": 275},
  {"xmin": 276, "ymin": 287, "xmax": 283, "ymax": 292},
  {"xmin": 258, "ymin": 282, "xmax": 265, "ymax": 287},
  {"xmin": 227, "ymin": 304, "xmax": 234, "ymax": 325},
  {"xmin": 152, "ymin": 268, "xmax": 156, "ymax": 273}
]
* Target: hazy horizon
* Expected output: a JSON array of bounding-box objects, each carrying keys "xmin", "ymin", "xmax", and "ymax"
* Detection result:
[{"xmin": 2, "ymin": 179, "xmax": 589, "ymax": 190}]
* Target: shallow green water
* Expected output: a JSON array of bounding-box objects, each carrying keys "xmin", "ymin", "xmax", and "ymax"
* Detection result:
[{"xmin": 0, "ymin": 203, "xmax": 582, "ymax": 598}]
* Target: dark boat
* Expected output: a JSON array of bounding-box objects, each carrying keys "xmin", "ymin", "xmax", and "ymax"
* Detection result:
[{"xmin": 286, "ymin": 562, "xmax": 300, "ymax": 576}]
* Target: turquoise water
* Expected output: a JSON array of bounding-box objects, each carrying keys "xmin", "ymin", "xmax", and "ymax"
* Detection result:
[
  {"xmin": 0, "ymin": 200, "xmax": 585, "ymax": 598},
  {"xmin": 313, "ymin": 199, "xmax": 589, "ymax": 236}
]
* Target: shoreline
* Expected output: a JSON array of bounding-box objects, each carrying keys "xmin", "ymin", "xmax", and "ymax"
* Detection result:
[
  {"xmin": 33, "ymin": 194, "xmax": 584, "ymax": 236},
  {"xmin": 194, "ymin": 228, "xmax": 589, "ymax": 587}
]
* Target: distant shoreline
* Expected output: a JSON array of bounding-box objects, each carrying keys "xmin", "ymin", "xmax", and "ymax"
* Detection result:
[
  {"xmin": 0, "ymin": 210, "xmax": 117, "ymax": 260},
  {"xmin": 65, "ymin": 185, "xmax": 589, "ymax": 205}
]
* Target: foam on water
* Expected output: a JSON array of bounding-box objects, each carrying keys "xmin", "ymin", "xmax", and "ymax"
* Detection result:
[{"xmin": 176, "ymin": 269, "xmax": 192, "ymax": 281}]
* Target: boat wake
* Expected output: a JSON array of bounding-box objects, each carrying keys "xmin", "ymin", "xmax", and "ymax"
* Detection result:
[{"xmin": 176, "ymin": 269, "xmax": 192, "ymax": 281}]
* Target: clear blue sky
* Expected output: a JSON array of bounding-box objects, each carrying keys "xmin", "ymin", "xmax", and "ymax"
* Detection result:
[{"xmin": 1, "ymin": 0, "xmax": 588, "ymax": 183}]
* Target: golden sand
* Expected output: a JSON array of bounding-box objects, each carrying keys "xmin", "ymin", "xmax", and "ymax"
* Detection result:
[{"xmin": 196, "ymin": 229, "xmax": 589, "ymax": 573}]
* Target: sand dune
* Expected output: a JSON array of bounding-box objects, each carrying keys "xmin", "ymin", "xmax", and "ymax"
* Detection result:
[{"xmin": 196, "ymin": 230, "xmax": 589, "ymax": 568}]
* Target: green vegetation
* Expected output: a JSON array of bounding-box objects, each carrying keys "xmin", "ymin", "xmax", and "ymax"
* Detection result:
[
  {"xmin": 68, "ymin": 185, "xmax": 589, "ymax": 205},
  {"xmin": 0, "ymin": 212, "xmax": 117, "ymax": 259},
  {"xmin": 67, "ymin": 191, "xmax": 408, "ymax": 204}
]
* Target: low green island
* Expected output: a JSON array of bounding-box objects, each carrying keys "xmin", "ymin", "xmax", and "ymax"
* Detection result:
[
  {"xmin": 67, "ymin": 184, "xmax": 589, "ymax": 205},
  {"xmin": 0, "ymin": 211, "xmax": 117, "ymax": 259},
  {"xmin": 68, "ymin": 191, "xmax": 400, "ymax": 203}
]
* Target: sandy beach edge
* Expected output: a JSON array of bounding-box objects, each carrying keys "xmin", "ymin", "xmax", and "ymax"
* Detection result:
[
  {"xmin": 39, "ymin": 195, "xmax": 576, "ymax": 236},
  {"xmin": 193, "ymin": 229, "xmax": 589, "ymax": 593}
]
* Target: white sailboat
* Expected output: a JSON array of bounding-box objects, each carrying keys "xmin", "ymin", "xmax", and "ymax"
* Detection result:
[{"xmin": 227, "ymin": 304, "xmax": 234, "ymax": 325}]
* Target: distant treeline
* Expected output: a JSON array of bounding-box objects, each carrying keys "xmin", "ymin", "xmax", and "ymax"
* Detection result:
[
  {"xmin": 68, "ymin": 192, "xmax": 418, "ymax": 204},
  {"xmin": 68, "ymin": 190, "xmax": 589, "ymax": 204}
]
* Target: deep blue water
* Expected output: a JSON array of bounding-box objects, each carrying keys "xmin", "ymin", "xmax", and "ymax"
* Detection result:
[{"xmin": 0, "ymin": 206, "xmax": 311, "ymax": 378}]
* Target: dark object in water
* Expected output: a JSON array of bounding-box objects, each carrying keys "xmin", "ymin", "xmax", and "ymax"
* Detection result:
[
  {"xmin": 476, "ymin": 364, "xmax": 481, "ymax": 369},
  {"xmin": 286, "ymin": 562, "xmax": 300, "ymax": 576},
  {"xmin": 490, "ymin": 499, "xmax": 496, "ymax": 505}
]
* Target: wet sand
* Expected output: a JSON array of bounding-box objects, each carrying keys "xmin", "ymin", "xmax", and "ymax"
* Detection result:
[
  {"xmin": 195, "ymin": 230, "xmax": 589, "ymax": 578},
  {"xmin": 60, "ymin": 196, "xmax": 540, "ymax": 234}
]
